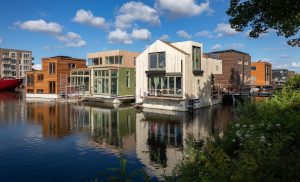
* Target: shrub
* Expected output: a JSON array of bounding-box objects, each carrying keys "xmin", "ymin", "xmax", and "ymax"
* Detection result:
[{"xmin": 174, "ymin": 89, "xmax": 300, "ymax": 182}]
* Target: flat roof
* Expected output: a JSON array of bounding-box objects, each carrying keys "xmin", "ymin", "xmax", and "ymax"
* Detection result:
[
  {"xmin": 0, "ymin": 48, "xmax": 32, "ymax": 52},
  {"xmin": 209, "ymin": 49, "xmax": 250, "ymax": 56}
]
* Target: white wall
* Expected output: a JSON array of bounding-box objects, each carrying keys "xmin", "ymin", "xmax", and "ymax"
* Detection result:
[{"xmin": 136, "ymin": 40, "xmax": 187, "ymax": 102}]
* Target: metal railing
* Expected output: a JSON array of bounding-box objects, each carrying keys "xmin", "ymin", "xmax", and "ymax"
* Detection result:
[{"xmin": 146, "ymin": 88, "xmax": 182, "ymax": 97}]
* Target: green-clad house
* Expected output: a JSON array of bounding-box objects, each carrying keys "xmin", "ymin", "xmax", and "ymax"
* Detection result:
[{"xmin": 69, "ymin": 50, "xmax": 139, "ymax": 105}]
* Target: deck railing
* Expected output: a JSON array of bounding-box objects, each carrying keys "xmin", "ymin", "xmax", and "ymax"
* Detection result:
[{"xmin": 146, "ymin": 88, "xmax": 182, "ymax": 98}]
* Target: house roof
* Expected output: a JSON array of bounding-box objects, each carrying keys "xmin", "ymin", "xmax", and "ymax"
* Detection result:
[
  {"xmin": 160, "ymin": 40, "xmax": 190, "ymax": 55},
  {"xmin": 209, "ymin": 49, "xmax": 250, "ymax": 56}
]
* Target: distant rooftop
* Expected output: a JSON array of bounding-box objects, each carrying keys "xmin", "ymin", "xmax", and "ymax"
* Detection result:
[
  {"xmin": 44, "ymin": 56, "xmax": 85, "ymax": 61},
  {"xmin": 209, "ymin": 49, "xmax": 250, "ymax": 56},
  {"xmin": 0, "ymin": 48, "xmax": 32, "ymax": 52}
]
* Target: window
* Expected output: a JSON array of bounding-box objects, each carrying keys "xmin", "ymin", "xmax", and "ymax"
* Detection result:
[
  {"xmin": 27, "ymin": 89, "xmax": 34, "ymax": 93},
  {"xmin": 105, "ymin": 56, "xmax": 124, "ymax": 65},
  {"xmin": 99, "ymin": 58, "xmax": 102, "ymax": 65},
  {"xmin": 134, "ymin": 57, "xmax": 136, "ymax": 66},
  {"xmin": 192, "ymin": 46, "xmax": 201, "ymax": 70},
  {"xmin": 37, "ymin": 74, "xmax": 44, "ymax": 81},
  {"xmin": 148, "ymin": 75, "xmax": 182, "ymax": 97},
  {"xmin": 68, "ymin": 63, "xmax": 76, "ymax": 69},
  {"xmin": 49, "ymin": 62, "xmax": 56, "ymax": 74},
  {"xmin": 49, "ymin": 81, "xmax": 56, "ymax": 94},
  {"xmin": 37, "ymin": 89, "xmax": 44, "ymax": 94},
  {"xmin": 126, "ymin": 71, "xmax": 130, "ymax": 88},
  {"xmin": 251, "ymin": 66, "xmax": 256, "ymax": 70},
  {"xmin": 27, "ymin": 75, "xmax": 33, "ymax": 86},
  {"xmin": 149, "ymin": 52, "xmax": 165, "ymax": 69}
]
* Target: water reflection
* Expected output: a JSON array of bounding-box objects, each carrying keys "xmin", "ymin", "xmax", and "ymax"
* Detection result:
[
  {"xmin": 135, "ymin": 106, "xmax": 232, "ymax": 178},
  {"xmin": 0, "ymin": 92, "xmax": 233, "ymax": 181}
]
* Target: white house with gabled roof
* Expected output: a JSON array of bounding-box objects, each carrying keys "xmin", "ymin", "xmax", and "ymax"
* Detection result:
[{"xmin": 135, "ymin": 40, "xmax": 222, "ymax": 111}]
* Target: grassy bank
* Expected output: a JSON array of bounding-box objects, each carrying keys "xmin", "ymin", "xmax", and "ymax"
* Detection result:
[{"xmin": 174, "ymin": 76, "xmax": 300, "ymax": 182}]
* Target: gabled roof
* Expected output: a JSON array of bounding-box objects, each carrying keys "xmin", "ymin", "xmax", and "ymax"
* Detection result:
[{"xmin": 160, "ymin": 40, "xmax": 190, "ymax": 55}]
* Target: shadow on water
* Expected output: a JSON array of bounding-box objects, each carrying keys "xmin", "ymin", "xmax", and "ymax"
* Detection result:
[{"xmin": 0, "ymin": 91, "xmax": 234, "ymax": 181}]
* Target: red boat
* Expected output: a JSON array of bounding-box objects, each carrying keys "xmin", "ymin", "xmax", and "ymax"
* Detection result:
[{"xmin": 0, "ymin": 77, "xmax": 23, "ymax": 91}]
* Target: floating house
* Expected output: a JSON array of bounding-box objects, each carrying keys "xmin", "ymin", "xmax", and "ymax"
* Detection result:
[
  {"xmin": 69, "ymin": 50, "xmax": 139, "ymax": 104},
  {"xmin": 250, "ymin": 60, "xmax": 272, "ymax": 87},
  {"xmin": 135, "ymin": 40, "xmax": 222, "ymax": 111},
  {"xmin": 26, "ymin": 56, "xmax": 86, "ymax": 100}
]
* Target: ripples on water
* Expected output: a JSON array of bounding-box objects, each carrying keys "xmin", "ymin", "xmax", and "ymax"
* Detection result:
[{"xmin": 0, "ymin": 91, "xmax": 233, "ymax": 181}]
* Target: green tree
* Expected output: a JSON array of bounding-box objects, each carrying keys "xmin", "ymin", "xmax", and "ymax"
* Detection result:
[{"xmin": 226, "ymin": 0, "xmax": 300, "ymax": 46}]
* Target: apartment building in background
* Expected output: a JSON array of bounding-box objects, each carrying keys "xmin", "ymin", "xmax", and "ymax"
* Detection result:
[
  {"xmin": 206, "ymin": 49, "xmax": 251, "ymax": 89},
  {"xmin": 26, "ymin": 56, "xmax": 86, "ymax": 99},
  {"xmin": 250, "ymin": 61, "xmax": 272, "ymax": 87},
  {"xmin": 0, "ymin": 48, "xmax": 32, "ymax": 79},
  {"xmin": 272, "ymin": 69, "xmax": 289, "ymax": 88}
]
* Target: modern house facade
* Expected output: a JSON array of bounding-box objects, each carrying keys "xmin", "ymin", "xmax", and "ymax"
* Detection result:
[
  {"xmin": 207, "ymin": 49, "xmax": 251, "ymax": 89},
  {"xmin": 69, "ymin": 50, "xmax": 139, "ymax": 103},
  {"xmin": 250, "ymin": 61, "xmax": 272, "ymax": 87},
  {"xmin": 0, "ymin": 48, "xmax": 32, "ymax": 79},
  {"xmin": 26, "ymin": 56, "xmax": 86, "ymax": 99},
  {"xmin": 136, "ymin": 40, "xmax": 222, "ymax": 111}
]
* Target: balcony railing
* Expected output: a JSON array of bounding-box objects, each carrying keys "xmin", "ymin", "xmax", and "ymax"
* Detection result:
[{"xmin": 146, "ymin": 88, "xmax": 182, "ymax": 98}]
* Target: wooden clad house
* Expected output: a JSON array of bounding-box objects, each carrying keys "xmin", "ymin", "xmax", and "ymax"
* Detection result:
[
  {"xmin": 251, "ymin": 61, "xmax": 272, "ymax": 86},
  {"xmin": 26, "ymin": 56, "xmax": 86, "ymax": 99}
]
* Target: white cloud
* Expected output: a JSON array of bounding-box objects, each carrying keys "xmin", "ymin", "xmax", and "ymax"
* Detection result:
[
  {"xmin": 43, "ymin": 45, "xmax": 64, "ymax": 51},
  {"xmin": 131, "ymin": 28, "xmax": 151, "ymax": 40},
  {"xmin": 211, "ymin": 43, "xmax": 245, "ymax": 51},
  {"xmin": 159, "ymin": 34, "xmax": 170, "ymax": 41},
  {"xmin": 211, "ymin": 44, "xmax": 222, "ymax": 51},
  {"xmin": 0, "ymin": 37, "xmax": 2, "ymax": 43},
  {"xmin": 115, "ymin": 1, "xmax": 160, "ymax": 29},
  {"xmin": 214, "ymin": 23, "xmax": 238, "ymax": 37},
  {"xmin": 108, "ymin": 29, "xmax": 132, "ymax": 44},
  {"xmin": 224, "ymin": 43, "xmax": 245, "ymax": 49},
  {"xmin": 195, "ymin": 30, "xmax": 213, "ymax": 38},
  {"xmin": 279, "ymin": 54, "xmax": 291, "ymax": 59},
  {"xmin": 155, "ymin": 0, "xmax": 212, "ymax": 17},
  {"xmin": 291, "ymin": 62, "xmax": 300, "ymax": 68},
  {"xmin": 177, "ymin": 30, "xmax": 192, "ymax": 39},
  {"xmin": 33, "ymin": 64, "xmax": 42, "ymax": 70},
  {"xmin": 16, "ymin": 19, "xmax": 62, "ymax": 34},
  {"xmin": 73, "ymin": 9, "xmax": 108, "ymax": 29},
  {"xmin": 56, "ymin": 32, "xmax": 86, "ymax": 47}
]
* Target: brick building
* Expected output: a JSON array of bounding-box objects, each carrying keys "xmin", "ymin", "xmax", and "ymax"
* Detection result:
[{"xmin": 206, "ymin": 49, "xmax": 251, "ymax": 89}]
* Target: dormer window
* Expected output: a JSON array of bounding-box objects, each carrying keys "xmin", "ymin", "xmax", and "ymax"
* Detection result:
[{"xmin": 149, "ymin": 52, "xmax": 165, "ymax": 70}]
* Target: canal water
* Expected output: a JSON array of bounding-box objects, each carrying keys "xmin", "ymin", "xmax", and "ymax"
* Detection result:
[{"xmin": 0, "ymin": 91, "xmax": 233, "ymax": 182}]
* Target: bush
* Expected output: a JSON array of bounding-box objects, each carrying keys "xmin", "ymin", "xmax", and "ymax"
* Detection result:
[{"xmin": 174, "ymin": 88, "xmax": 300, "ymax": 182}]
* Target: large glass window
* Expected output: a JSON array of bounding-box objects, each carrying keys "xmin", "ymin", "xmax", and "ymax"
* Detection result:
[
  {"xmin": 192, "ymin": 46, "xmax": 201, "ymax": 70},
  {"xmin": 149, "ymin": 52, "xmax": 166, "ymax": 69},
  {"xmin": 93, "ymin": 69, "xmax": 119, "ymax": 95},
  {"xmin": 147, "ymin": 75, "xmax": 182, "ymax": 97}
]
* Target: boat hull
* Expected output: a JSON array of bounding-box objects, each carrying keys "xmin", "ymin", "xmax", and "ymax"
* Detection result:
[{"xmin": 0, "ymin": 79, "xmax": 23, "ymax": 91}]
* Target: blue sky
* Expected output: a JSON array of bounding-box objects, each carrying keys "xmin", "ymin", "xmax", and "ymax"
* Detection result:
[{"xmin": 0, "ymin": 0, "xmax": 299, "ymax": 72}]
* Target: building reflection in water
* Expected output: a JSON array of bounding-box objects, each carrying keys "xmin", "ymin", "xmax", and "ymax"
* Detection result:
[
  {"xmin": 136, "ymin": 104, "xmax": 233, "ymax": 178},
  {"xmin": 24, "ymin": 100, "xmax": 232, "ymax": 179},
  {"xmin": 0, "ymin": 91, "xmax": 26, "ymax": 125}
]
